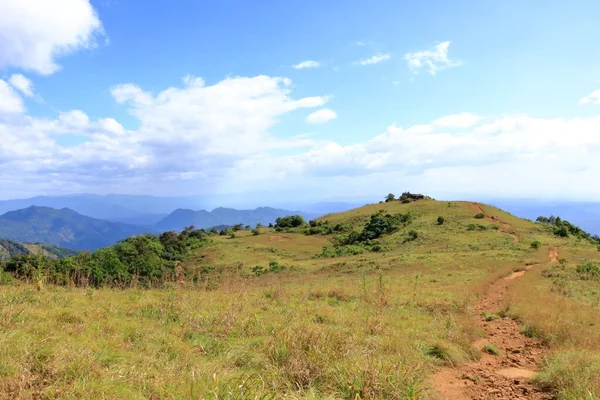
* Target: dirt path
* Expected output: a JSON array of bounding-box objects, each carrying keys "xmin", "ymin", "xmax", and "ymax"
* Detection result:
[
  {"xmin": 432, "ymin": 248, "xmax": 558, "ymax": 399},
  {"xmin": 470, "ymin": 202, "xmax": 519, "ymax": 243}
]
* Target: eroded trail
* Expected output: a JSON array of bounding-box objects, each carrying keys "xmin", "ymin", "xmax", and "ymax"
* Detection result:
[
  {"xmin": 432, "ymin": 248, "xmax": 558, "ymax": 399},
  {"xmin": 470, "ymin": 202, "xmax": 519, "ymax": 243}
]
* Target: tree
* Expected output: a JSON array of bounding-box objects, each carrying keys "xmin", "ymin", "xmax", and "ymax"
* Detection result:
[{"xmin": 385, "ymin": 193, "xmax": 396, "ymax": 202}]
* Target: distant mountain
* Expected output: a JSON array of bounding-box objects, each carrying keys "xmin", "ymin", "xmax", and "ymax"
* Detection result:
[
  {"xmin": 154, "ymin": 207, "xmax": 320, "ymax": 231},
  {"xmin": 0, "ymin": 194, "xmax": 350, "ymax": 225},
  {"xmin": 0, "ymin": 238, "xmax": 79, "ymax": 261},
  {"xmin": 0, "ymin": 194, "xmax": 207, "ymax": 224},
  {"xmin": 0, "ymin": 206, "xmax": 151, "ymax": 251}
]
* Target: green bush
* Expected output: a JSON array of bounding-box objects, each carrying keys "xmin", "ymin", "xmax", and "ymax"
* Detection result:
[
  {"xmin": 531, "ymin": 240, "xmax": 542, "ymax": 249},
  {"xmin": 275, "ymin": 215, "xmax": 306, "ymax": 229},
  {"xmin": 474, "ymin": 213, "xmax": 485, "ymax": 219},
  {"xmin": 437, "ymin": 216, "xmax": 445, "ymax": 225}
]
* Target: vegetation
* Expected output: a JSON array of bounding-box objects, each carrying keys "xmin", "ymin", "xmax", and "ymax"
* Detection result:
[
  {"xmin": 1, "ymin": 198, "xmax": 599, "ymax": 398},
  {"xmin": 2, "ymin": 227, "xmax": 209, "ymax": 287},
  {"xmin": 537, "ymin": 215, "xmax": 600, "ymax": 246}
]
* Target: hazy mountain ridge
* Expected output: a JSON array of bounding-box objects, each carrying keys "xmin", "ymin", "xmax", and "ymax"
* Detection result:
[
  {"xmin": 0, "ymin": 206, "xmax": 150, "ymax": 251},
  {"xmin": 154, "ymin": 206, "xmax": 320, "ymax": 231}
]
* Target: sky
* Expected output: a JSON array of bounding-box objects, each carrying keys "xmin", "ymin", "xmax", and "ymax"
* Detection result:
[{"xmin": 1, "ymin": 0, "xmax": 600, "ymax": 204}]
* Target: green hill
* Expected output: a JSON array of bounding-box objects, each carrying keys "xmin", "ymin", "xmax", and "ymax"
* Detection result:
[
  {"xmin": 0, "ymin": 197, "xmax": 599, "ymax": 399},
  {"xmin": 0, "ymin": 206, "xmax": 150, "ymax": 251}
]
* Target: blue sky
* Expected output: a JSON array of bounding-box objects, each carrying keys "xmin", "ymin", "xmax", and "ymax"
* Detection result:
[{"xmin": 1, "ymin": 0, "xmax": 600, "ymax": 204}]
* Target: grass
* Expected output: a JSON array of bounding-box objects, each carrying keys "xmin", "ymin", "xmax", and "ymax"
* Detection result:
[
  {"xmin": 483, "ymin": 343, "xmax": 500, "ymax": 355},
  {"xmin": 1, "ymin": 199, "xmax": 599, "ymax": 398}
]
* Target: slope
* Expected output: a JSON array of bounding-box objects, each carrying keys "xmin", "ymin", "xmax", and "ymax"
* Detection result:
[{"xmin": 0, "ymin": 198, "xmax": 598, "ymax": 399}]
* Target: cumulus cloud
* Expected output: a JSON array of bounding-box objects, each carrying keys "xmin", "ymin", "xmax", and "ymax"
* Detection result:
[
  {"xmin": 8, "ymin": 74, "xmax": 34, "ymax": 97},
  {"xmin": 579, "ymin": 89, "xmax": 600, "ymax": 105},
  {"xmin": 404, "ymin": 41, "xmax": 462, "ymax": 75},
  {"xmin": 0, "ymin": 75, "xmax": 326, "ymax": 196},
  {"xmin": 355, "ymin": 53, "xmax": 391, "ymax": 65},
  {"xmin": 0, "ymin": 0, "xmax": 104, "ymax": 75},
  {"xmin": 0, "ymin": 79, "xmax": 24, "ymax": 115},
  {"xmin": 306, "ymin": 108, "xmax": 337, "ymax": 124},
  {"xmin": 292, "ymin": 60, "xmax": 320, "ymax": 69}
]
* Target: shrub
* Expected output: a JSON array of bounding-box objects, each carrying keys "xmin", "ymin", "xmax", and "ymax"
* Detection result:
[
  {"xmin": 531, "ymin": 240, "xmax": 542, "ymax": 249},
  {"xmin": 385, "ymin": 193, "xmax": 395, "ymax": 202},
  {"xmin": 407, "ymin": 230, "xmax": 419, "ymax": 241},
  {"xmin": 437, "ymin": 216, "xmax": 445, "ymax": 225},
  {"xmin": 251, "ymin": 228, "xmax": 260, "ymax": 236},
  {"xmin": 474, "ymin": 213, "xmax": 485, "ymax": 219},
  {"xmin": 275, "ymin": 215, "xmax": 306, "ymax": 229}
]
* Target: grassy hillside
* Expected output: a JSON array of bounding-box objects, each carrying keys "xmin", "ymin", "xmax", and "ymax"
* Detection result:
[
  {"xmin": 0, "ymin": 206, "xmax": 150, "ymax": 251},
  {"xmin": 0, "ymin": 199, "xmax": 598, "ymax": 399},
  {"xmin": 0, "ymin": 238, "xmax": 78, "ymax": 261}
]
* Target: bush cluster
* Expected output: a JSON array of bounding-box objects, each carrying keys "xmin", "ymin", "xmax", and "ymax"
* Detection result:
[{"xmin": 305, "ymin": 220, "xmax": 351, "ymax": 235}]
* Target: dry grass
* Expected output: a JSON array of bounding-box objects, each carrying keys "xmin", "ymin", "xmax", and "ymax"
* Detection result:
[{"xmin": 1, "ymin": 199, "xmax": 598, "ymax": 398}]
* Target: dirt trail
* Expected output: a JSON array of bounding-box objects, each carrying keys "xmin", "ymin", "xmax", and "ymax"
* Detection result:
[
  {"xmin": 432, "ymin": 248, "xmax": 558, "ymax": 399},
  {"xmin": 470, "ymin": 202, "xmax": 519, "ymax": 243}
]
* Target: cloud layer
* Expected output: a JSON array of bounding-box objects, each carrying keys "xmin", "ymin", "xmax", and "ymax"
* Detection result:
[{"xmin": 2, "ymin": 73, "xmax": 600, "ymax": 199}]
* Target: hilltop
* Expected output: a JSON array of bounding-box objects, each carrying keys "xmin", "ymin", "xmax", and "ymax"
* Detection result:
[{"xmin": 0, "ymin": 197, "xmax": 598, "ymax": 399}]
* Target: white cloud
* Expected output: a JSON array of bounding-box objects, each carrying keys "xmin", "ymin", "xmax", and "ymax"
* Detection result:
[
  {"xmin": 404, "ymin": 41, "xmax": 462, "ymax": 75},
  {"xmin": 579, "ymin": 89, "xmax": 600, "ymax": 105},
  {"xmin": 306, "ymin": 108, "xmax": 337, "ymax": 124},
  {"xmin": 433, "ymin": 112, "xmax": 483, "ymax": 128},
  {"xmin": 0, "ymin": 79, "xmax": 24, "ymax": 115},
  {"xmin": 0, "ymin": 0, "xmax": 104, "ymax": 75},
  {"xmin": 3, "ymin": 73, "xmax": 600, "ymax": 201},
  {"xmin": 8, "ymin": 74, "xmax": 34, "ymax": 96},
  {"xmin": 355, "ymin": 53, "xmax": 391, "ymax": 66},
  {"xmin": 293, "ymin": 60, "xmax": 320, "ymax": 69}
]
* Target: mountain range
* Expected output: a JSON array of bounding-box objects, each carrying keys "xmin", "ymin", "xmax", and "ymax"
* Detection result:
[{"xmin": 0, "ymin": 205, "xmax": 319, "ymax": 251}]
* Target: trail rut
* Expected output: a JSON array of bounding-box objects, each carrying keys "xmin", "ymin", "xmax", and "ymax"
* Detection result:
[
  {"xmin": 470, "ymin": 202, "xmax": 519, "ymax": 243},
  {"xmin": 432, "ymin": 247, "xmax": 558, "ymax": 399}
]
